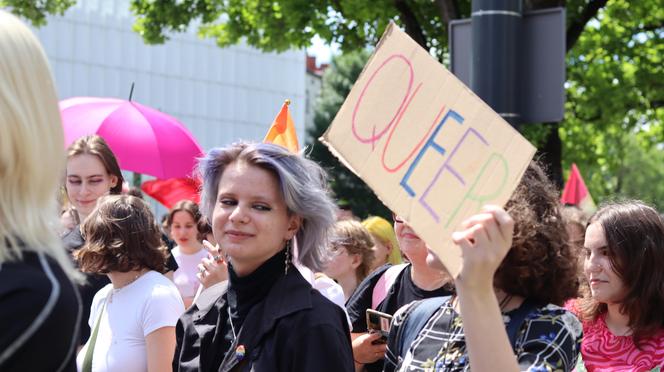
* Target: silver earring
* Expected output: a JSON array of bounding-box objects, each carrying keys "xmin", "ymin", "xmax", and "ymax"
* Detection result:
[{"xmin": 284, "ymin": 239, "xmax": 292, "ymax": 275}]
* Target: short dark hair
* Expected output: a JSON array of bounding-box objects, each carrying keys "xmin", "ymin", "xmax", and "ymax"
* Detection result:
[
  {"xmin": 494, "ymin": 161, "xmax": 580, "ymax": 306},
  {"xmin": 76, "ymin": 195, "xmax": 167, "ymax": 273},
  {"xmin": 578, "ymin": 200, "xmax": 664, "ymax": 347}
]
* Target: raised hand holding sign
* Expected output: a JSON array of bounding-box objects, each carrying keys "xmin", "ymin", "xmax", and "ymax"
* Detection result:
[{"xmin": 321, "ymin": 22, "xmax": 536, "ymax": 275}]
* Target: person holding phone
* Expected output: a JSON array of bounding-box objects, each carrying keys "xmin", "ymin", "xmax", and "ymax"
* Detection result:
[
  {"xmin": 366, "ymin": 309, "xmax": 393, "ymax": 343},
  {"xmin": 346, "ymin": 213, "xmax": 454, "ymax": 371}
]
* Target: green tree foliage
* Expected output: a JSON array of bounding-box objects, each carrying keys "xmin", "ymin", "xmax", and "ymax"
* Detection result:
[
  {"xmin": 13, "ymin": 0, "xmax": 663, "ymax": 211},
  {"xmin": 127, "ymin": 0, "xmax": 471, "ymax": 61},
  {"xmin": 307, "ymin": 50, "xmax": 392, "ymax": 219},
  {"xmin": 1, "ymin": 0, "xmax": 75, "ymax": 26},
  {"xmin": 561, "ymin": 0, "xmax": 663, "ymax": 208}
]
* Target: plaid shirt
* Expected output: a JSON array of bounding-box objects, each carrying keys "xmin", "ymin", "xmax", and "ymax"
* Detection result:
[{"xmin": 384, "ymin": 298, "xmax": 582, "ymax": 372}]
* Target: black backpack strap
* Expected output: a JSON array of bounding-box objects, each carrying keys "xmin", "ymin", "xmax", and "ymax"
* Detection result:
[
  {"xmin": 397, "ymin": 296, "xmax": 450, "ymax": 359},
  {"xmin": 505, "ymin": 299, "xmax": 538, "ymax": 349}
]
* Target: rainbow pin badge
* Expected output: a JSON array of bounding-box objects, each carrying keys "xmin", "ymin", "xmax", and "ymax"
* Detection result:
[{"xmin": 235, "ymin": 345, "xmax": 246, "ymax": 362}]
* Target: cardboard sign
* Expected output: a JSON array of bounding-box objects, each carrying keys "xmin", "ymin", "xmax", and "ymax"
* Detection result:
[{"xmin": 321, "ymin": 23, "xmax": 536, "ymax": 275}]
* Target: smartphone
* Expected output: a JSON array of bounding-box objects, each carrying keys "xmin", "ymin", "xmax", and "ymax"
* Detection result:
[{"xmin": 366, "ymin": 309, "xmax": 392, "ymax": 344}]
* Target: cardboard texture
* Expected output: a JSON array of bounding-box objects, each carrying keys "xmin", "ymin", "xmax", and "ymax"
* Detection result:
[{"xmin": 320, "ymin": 22, "xmax": 536, "ymax": 275}]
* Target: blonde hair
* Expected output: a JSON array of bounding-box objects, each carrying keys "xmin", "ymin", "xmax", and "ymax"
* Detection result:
[
  {"xmin": 362, "ymin": 216, "xmax": 402, "ymax": 265},
  {"xmin": 0, "ymin": 10, "xmax": 77, "ymax": 277}
]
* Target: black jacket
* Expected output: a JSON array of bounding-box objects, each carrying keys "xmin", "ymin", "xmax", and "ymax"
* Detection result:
[
  {"xmin": 0, "ymin": 250, "xmax": 81, "ymax": 371},
  {"xmin": 174, "ymin": 268, "xmax": 354, "ymax": 372}
]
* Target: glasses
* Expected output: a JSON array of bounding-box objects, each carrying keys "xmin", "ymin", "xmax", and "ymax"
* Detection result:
[
  {"xmin": 329, "ymin": 244, "xmax": 348, "ymax": 256},
  {"xmin": 392, "ymin": 213, "xmax": 404, "ymax": 224}
]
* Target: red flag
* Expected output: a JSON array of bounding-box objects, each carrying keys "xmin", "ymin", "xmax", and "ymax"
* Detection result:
[
  {"xmin": 141, "ymin": 178, "xmax": 200, "ymax": 209},
  {"xmin": 263, "ymin": 99, "xmax": 299, "ymax": 153},
  {"xmin": 561, "ymin": 163, "xmax": 596, "ymax": 214}
]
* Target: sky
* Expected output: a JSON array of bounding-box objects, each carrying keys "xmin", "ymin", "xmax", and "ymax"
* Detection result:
[{"xmin": 306, "ymin": 35, "xmax": 340, "ymax": 65}]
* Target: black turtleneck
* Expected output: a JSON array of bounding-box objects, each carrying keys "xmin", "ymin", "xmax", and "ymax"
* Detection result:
[
  {"xmin": 226, "ymin": 249, "xmax": 286, "ymax": 334},
  {"xmin": 179, "ymin": 246, "xmax": 354, "ymax": 372},
  {"xmin": 206, "ymin": 249, "xmax": 288, "ymax": 371}
]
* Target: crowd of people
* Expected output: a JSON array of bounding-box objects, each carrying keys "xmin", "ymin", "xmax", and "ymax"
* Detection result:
[{"xmin": 1, "ymin": 9, "xmax": 663, "ymax": 372}]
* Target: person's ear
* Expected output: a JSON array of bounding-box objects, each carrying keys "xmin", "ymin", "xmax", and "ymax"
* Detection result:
[
  {"xmin": 385, "ymin": 241, "xmax": 393, "ymax": 254},
  {"xmin": 285, "ymin": 215, "xmax": 302, "ymax": 240},
  {"xmin": 109, "ymin": 175, "xmax": 118, "ymax": 189},
  {"xmin": 350, "ymin": 252, "xmax": 362, "ymax": 269}
]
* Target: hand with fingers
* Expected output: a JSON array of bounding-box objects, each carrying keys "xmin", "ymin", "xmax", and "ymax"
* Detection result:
[
  {"xmin": 196, "ymin": 240, "xmax": 229, "ymax": 289},
  {"xmin": 449, "ymin": 206, "xmax": 522, "ymax": 372},
  {"xmin": 352, "ymin": 332, "xmax": 388, "ymax": 366},
  {"xmin": 451, "ymin": 205, "xmax": 515, "ymax": 292}
]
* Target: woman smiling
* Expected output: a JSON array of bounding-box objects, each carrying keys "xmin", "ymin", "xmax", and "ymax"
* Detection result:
[
  {"xmin": 64, "ymin": 135, "xmax": 123, "ymax": 225},
  {"xmin": 173, "ymin": 142, "xmax": 353, "ymax": 372}
]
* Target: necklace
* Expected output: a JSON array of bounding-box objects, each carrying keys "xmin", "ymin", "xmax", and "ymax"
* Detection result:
[
  {"xmin": 109, "ymin": 271, "xmax": 145, "ymax": 303},
  {"xmin": 499, "ymin": 294, "xmax": 514, "ymax": 312},
  {"xmin": 226, "ymin": 305, "xmax": 248, "ymax": 363},
  {"xmin": 227, "ymin": 305, "xmax": 237, "ymax": 340}
]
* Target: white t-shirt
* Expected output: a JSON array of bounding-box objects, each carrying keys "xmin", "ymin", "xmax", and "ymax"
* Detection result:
[
  {"xmin": 295, "ymin": 263, "xmax": 352, "ymax": 328},
  {"xmin": 76, "ymin": 271, "xmax": 185, "ymax": 372},
  {"xmin": 171, "ymin": 246, "xmax": 209, "ymax": 300}
]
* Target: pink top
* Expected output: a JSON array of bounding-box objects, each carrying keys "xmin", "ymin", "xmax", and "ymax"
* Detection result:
[
  {"xmin": 567, "ymin": 300, "xmax": 664, "ymax": 371},
  {"xmin": 172, "ymin": 246, "xmax": 208, "ymax": 299}
]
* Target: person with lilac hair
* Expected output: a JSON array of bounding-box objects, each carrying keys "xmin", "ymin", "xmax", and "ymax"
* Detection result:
[{"xmin": 173, "ymin": 142, "xmax": 353, "ymax": 372}]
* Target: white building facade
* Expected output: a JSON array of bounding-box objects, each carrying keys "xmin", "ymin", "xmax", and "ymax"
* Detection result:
[{"xmin": 32, "ymin": 0, "xmax": 308, "ymax": 215}]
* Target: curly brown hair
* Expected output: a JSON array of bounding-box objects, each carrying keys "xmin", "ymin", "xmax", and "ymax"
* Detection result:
[
  {"xmin": 578, "ymin": 201, "xmax": 664, "ymax": 347},
  {"xmin": 75, "ymin": 195, "xmax": 167, "ymax": 273},
  {"xmin": 493, "ymin": 161, "xmax": 580, "ymax": 306}
]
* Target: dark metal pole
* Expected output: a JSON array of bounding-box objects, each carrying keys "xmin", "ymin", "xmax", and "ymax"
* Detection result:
[
  {"xmin": 471, "ymin": 0, "xmax": 522, "ymax": 127},
  {"xmin": 128, "ymin": 82, "xmax": 135, "ymax": 102}
]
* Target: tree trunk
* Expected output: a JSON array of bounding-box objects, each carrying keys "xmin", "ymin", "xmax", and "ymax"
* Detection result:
[
  {"xmin": 538, "ymin": 123, "xmax": 564, "ymax": 189},
  {"xmin": 527, "ymin": 0, "xmax": 606, "ymax": 190}
]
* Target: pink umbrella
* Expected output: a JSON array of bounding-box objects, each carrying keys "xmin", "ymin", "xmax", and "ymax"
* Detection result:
[{"xmin": 60, "ymin": 97, "xmax": 203, "ymax": 179}]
